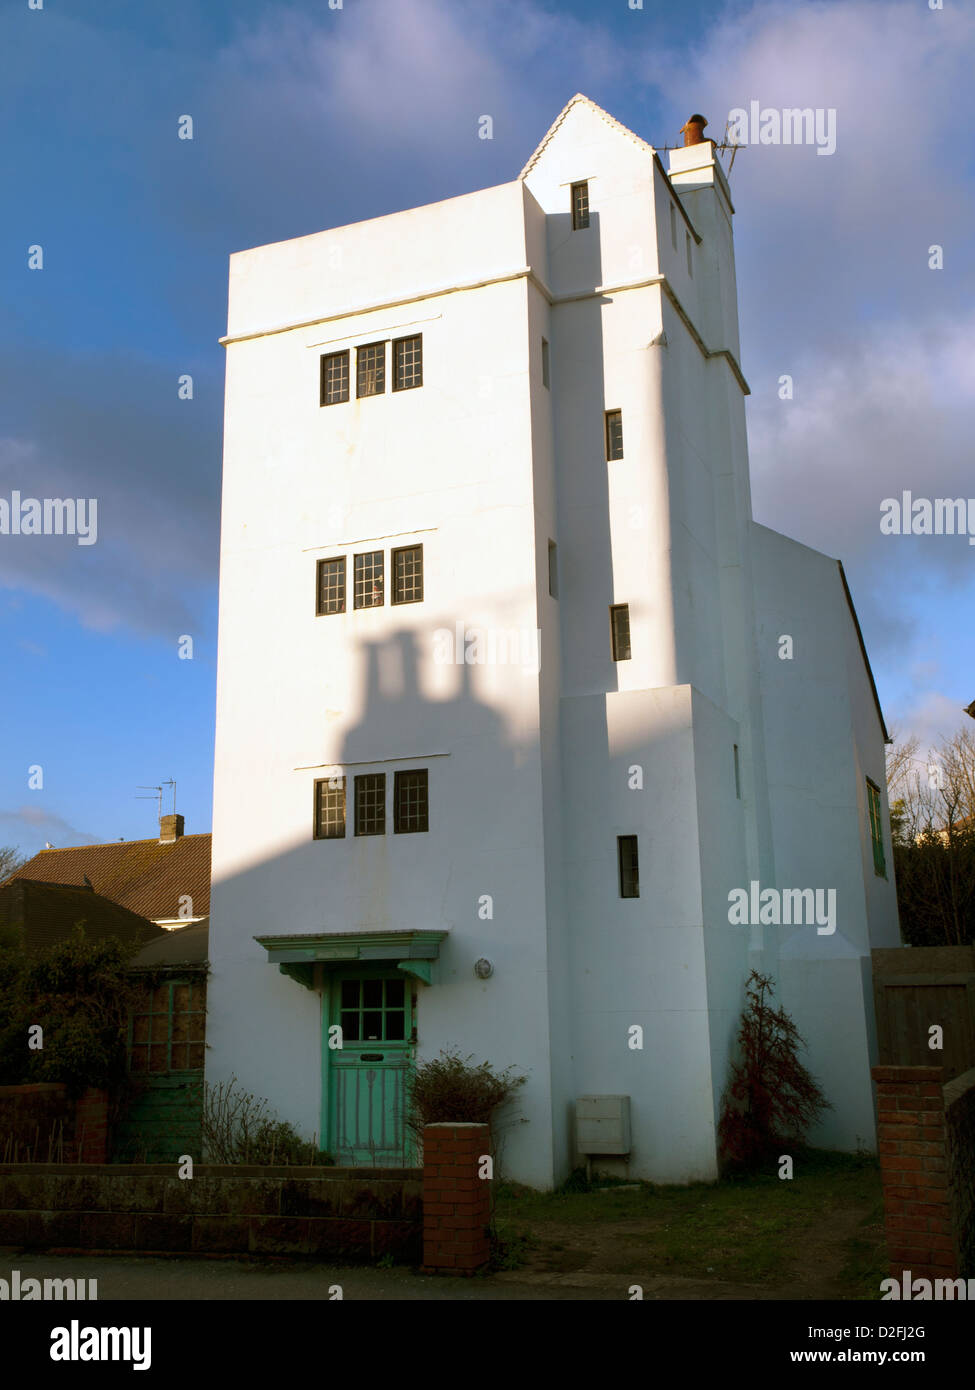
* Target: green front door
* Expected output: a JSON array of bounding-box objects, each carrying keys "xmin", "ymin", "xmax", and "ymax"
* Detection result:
[{"xmin": 325, "ymin": 971, "xmax": 414, "ymax": 1166}]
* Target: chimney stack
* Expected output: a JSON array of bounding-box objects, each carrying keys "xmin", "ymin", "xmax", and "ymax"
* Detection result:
[
  {"xmin": 680, "ymin": 114, "xmax": 709, "ymax": 147},
  {"xmin": 159, "ymin": 813, "xmax": 185, "ymax": 843}
]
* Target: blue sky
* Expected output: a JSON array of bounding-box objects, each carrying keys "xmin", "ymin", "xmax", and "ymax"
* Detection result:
[{"xmin": 1, "ymin": 0, "xmax": 973, "ymax": 855}]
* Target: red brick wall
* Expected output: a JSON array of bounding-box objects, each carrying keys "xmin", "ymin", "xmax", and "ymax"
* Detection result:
[
  {"xmin": 422, "ymin": 1122, "xmax": 491, "ymax": 1274},
  {"xmin": 74, "ymin": 1088, "xmax": 110, "ymax": 1164},
  {"xmin": 872, "ymin": 1065, "xmax": 958, "ymax": 1279}
]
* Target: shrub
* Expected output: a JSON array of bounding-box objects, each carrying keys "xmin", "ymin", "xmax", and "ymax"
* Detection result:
[
  {"xmin": 201, "ymin": 1076, "xmax": 334, "ymax": 1165},
  {"xmin": 0, "ymin": 929, "xmax": 142, "ymax": 1098},
  {"xmin": 717, "ymin": 971, "xmax": 831, "ymax": 1169},
  {"xmin": 406, "ymin": 1048, "xmax": 527, "ymax": 1141}
]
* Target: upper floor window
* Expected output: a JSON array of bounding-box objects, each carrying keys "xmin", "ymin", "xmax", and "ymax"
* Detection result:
[
  {"xmin": 571, "ymin": 181, "xmax": 590, "ymax": 230},
  {"xmin": 393, "ymin": 335, "xmax": 423, "ymax": 391},
  {"xmin": 392, "ymin": 544, "xmax": 423, "ymax": 604},
  {"xmin": 316, "ymin": 556, "xmax": 346, "ymax": 615},
  {"xmin": 354, "ymin": 550, "xmax": 384, "ymax": 608},
  {"xmin": 354, "ymin": 773, "xmax": 386, "ymax": 837},
  {"xmin": 394, "ymin": 769, "xmax": 429, "ymax": 834},
  {"xmin": 867, "ymin": 779, "xmax": 886, "ymax": 878},
  {"xmin": 618, "ymin": 835, "xmax": 640, "ymax": 898},
  {"xmin": 610, "ymin": 603, "xmax": 631, "ymax": 662},
  {"xmin": 321, "ymin": 350, "xmax": 350, "ymax": 406},
  {"xmin": 685, "ymin": 231, "xmax": 693, "ymax": 278},
  {"xmin": 548, "ymin": 540, "xmax": 558, "ymax": 598},
  {"xmin": 314, "ymin": 776, "xmax": 346, "ymax": 840},
  {"xmin": 605, "ymin": 409, "xmax": 624, "ymax": 461},
  {"xmin": 541, "ymin": 338, "xmax": 550, "ymax": 388},
  {"xmin": 357, "ymin": 342, "xmax": 386, "ymax": 397}
]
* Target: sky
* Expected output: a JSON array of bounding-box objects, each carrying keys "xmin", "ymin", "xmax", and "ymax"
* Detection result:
[{"xmin": 1, "ymin": 0, "xmax": 973, "ymax": 856}]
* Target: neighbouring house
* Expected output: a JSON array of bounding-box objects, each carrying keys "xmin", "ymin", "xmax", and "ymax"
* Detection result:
[
  {"xmin": 9, "ymin": 814, "xmax": 211, "ymax": 930},
  {"xmin": 2, "ymin": 823, "xmax": 211, "ymax": 1162},
  {"xmin": 207, "ymin": 94, "xmax": 901, "ymax": 1188}
]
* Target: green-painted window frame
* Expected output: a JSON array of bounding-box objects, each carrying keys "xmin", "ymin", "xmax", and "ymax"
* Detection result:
[
  {"xmin": 128, "ymin": 976, "xmax": 206, "ymax": 1076},
  {"xmin": 867, "ymin": 778, "xmax": 887, "ymax": 878}
]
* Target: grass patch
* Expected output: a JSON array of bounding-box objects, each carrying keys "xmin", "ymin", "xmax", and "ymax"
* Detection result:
[{"xmin": 493, "ymin": 1148, "xmax": 887, "ymax": 1291}]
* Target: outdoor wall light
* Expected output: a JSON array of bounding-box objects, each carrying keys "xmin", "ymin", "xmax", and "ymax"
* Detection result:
[{"xmin": 474, "ymin": 958, "xmax": 493, "ymax": 979}]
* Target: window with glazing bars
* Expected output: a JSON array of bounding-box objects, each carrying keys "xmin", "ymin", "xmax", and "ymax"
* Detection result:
[
  {"xmin": 354, "ymin": 773, "xmax": 386, "ymax": 836},
  {"xmin": 321, "ymin": 350, "xmax": 349, "ymax": 405},
  {"xmin": 571, "ymin": 180, "xmax": 590, "ymax": 230},
  {"xmin": 394, "ymin": 769, "xmax": 428, "ymax": 833},
  {"xmin": 393, "ymin": 335, "xmax": 423, "ymax": 391},
  {"xmin": 867, "ymin": 778, "xmax": 886, "ymax": 877},
  {"xmin": 605, "ymin": 409, "xmax": 624, "ymax": 460},
  {"xmin": 316, "ymin": 557, "xmax": 346, "ymax": 615},
  {"xmin": 610, "ymin": 603, "xmax": 631, "ymax": 661},
  {"xmin": 339, "ymin": 976, "xmax": 406, "ymax": 1042},
  {"xmin": 314, "ymin": 776, "xmax": 346, "ymax": 839},
  {"xmin": 357, "ymin": 341, "xmax": 386, "ymax": 397},
  {"xmin": 618, "ymin": 835, "xmax": 639, "ymax": 898},
  {"xmin": 129, "ymin": 979, "xmax": 206, "ymax": 1074},
  {"xmin": 392, "ymin": 544, "xmax": 423, "ymax": 604},
  {"xmin": 354, "ymin": 551, "xmax": 384, "ymax": 608}
]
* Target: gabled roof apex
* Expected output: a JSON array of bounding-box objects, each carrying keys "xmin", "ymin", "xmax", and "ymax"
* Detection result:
[{"xmin": 519, "ymin": 94, "xmax": 656, "ymax": 179}]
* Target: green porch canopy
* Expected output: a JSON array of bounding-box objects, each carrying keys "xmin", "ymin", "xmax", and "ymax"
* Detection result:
[{"xmin": 254, "ymin": 929, "xmax": 448, "ymax": 989}]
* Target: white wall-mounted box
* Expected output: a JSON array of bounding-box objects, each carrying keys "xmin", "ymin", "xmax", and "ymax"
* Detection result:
[{"xmin": 576, "ymin": 1094, "xmax": 632, "ymax": 1155}]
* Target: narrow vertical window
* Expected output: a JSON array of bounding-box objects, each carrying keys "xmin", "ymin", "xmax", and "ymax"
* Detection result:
[
  {"xmin": 548, "ymin": 540, "xmax": 558, "ymax": 598},
  {"xmin": 354, "ymin": 551, "xmax": 384, "ymax": 608},
  {"xmin": 316, "ymin": 557, "xmax": 346, "ymax": 615},
  {"xmin": 610, "ymin": 604, "xmax": 631, "ymax": 661},
  {"xmin": 618, "ymin": 835, "xmax": 639, "ymax": 898},
  {"xmin": 394, "ymin": 770, "xmax": 429, "ymax": 834},
  {"xmin": 733, "ymin": 744, "xmax": 741, "ymax": 799},
  {"xmin": 314, "ymin": 777, "xmax": 346, "ymax": 839},
  {"xmin": 605, "ymin": 409, "xmax": 624, "ymax": 461},
  {"xmin": 571, "ymin": 180, "xmax": 590, "ymax": 230},
  {"xmin": 354, "ymin": 773, "xmax": 386, "ymax": 837},
  {"xmin": 393, "ymin": 334, "xmax": 423, "ymax": 391},
  {"xmin": 321, "ymin": 350, "xmax": 350, "ymax": 405},
  {"xmin": 685, "ymin": 231, "xmax": 693, "ymax": 277},
  {"xmin": 392, "ymin": 544, "xmax": 423, "ymax": 604},
  {"xmin": 669, "ymin": 202, "xmax": 677, "ymax": 251},
  {"xmin": 867, "ymin": 779, "xmax": 886, "ymax": 878},
  {"xmin": 356, "ymin": 342, "xmax": 386, "ymax": 397},
  {"xmin": 541, "ymin": 337, "xmax": 550, "ymax": 389}
]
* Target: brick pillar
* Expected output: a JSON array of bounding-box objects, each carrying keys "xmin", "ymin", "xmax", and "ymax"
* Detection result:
[
  {"xmin": 74, "ymin": 1088, "xmax": 110, "ymax": 1164},
  {"xmin": 872, "ymin": 1065, "xmax": 958, "ymax": 1280},
  {"xmin": 422, "ymin": 1122, "xmax": 491, "ymax": 1274}
]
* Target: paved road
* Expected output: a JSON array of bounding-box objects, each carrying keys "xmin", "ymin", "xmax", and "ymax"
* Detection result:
[{"xmin": 0, "ymin": 1249, "xmax": 624, "ymax": 1301}]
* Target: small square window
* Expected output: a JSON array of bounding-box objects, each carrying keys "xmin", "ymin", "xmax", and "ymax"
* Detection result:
[
  {"xmin": 314, "ymin": 777, "xmax": 346, "ymax": 839},
  {"xmin": 605, "ymin": 409, "xmax": 624, "ymax": 461},
  {"xmin": 357, "ymin": 342, "xmax": 386, "ymax": 397},
  {"xmin": 610, "ymin": 604, "xmax": 631, "ymax": 662},
  {"xmin": 548, "ymin": 540, "xmax": 558, "ymax": 598},
  {"xmin": 394, "ymin": 769, "xmax": 428, "ymax": 834},
  {"xmin": 541, "ymin": 338, "xmax": 550, "ymax": 389},
  {"xmin": 354, "ymin": 773, "xmax": 386, "ymax": 837},
  {"xmin": 392, "ymin": 544, "xmax": 423, "ymax": 604},
  {"xmin": 316, "ymin": 557, "xmax": 346, "ymax": 615},
  {"xmin": 669, "ymin": 202, "xmax": 677, "ymax": 251},
  {"xmin": 393, "ymin": 335, "xmax": 423, "ymax": 391},
  {"xmin": 571, "ymin": 181, "xmax": 590, "ymax": 230},
  {"xmin": 321, "ymin": 350, "xmax": 349, "ymax": 406},
  {"xmin": 618, "ymin": 835, "xmax": 639, "ymax": 898},
  {"xmin": 685, "ymin": 231, "xmax": 693, "ymax": 277},
  {"xmin": 354, "ymin": 551, "xmax": 384, "ymax": 608}
]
